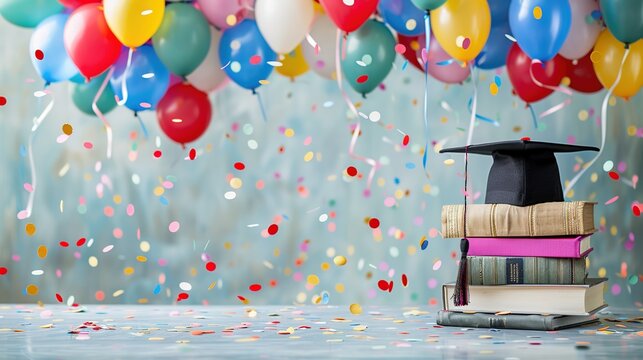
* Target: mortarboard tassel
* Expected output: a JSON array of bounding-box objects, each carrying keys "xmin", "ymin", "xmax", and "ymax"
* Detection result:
[{"xmin": 452, "ymin": 145, "xmax": 470, "ymax": 306}]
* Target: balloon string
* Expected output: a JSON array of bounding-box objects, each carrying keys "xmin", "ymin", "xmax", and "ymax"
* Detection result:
[
  {"xmin": 529, "ymin": 59, "xmax": 573, "ymax": 120},
  {"xmin": 564, "ymin": 47, "xmax": 631, "ymax": 196},
  {"xmin": 334, "ymin": 29, "xmax": 379, "ymax": 193},
  {"xmin": 538, "ymin": 98, "xmax": 572, "ymax": 118},
  {"xmin": 421, "ymin": 12, "xmax": 431, "ymax": 179},
  {"xmin": 20, "ymin": 93, "xmax": 54, "ymax": 220},
  {"xmin": 527, "ymin": 103, "xmax": 538, "ymax": 129},
  {"xmin": 134, "ymin": 112, "xmax": 149, "ymax": 139},
  {"xmin": 466, "ymin": 66, "xmax": 478, "ymax": 146},
  {"xmin": 467, "ymin": 97, "xmax": 500, "ymax": 126},
  {"xmin": 92, "ymin": 67, "xmax": 114, "ymax": 159},
  {"xmin": 255, "ymin": 89, "xmax": 268, "ymax": 122},
  {"xmin": 117, "ymin": 48, "xmax": 133, "ymax": 106}
]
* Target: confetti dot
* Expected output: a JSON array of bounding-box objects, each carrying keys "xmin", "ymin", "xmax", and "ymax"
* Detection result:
[
  {"xmin": 205, "ymin": 261, "xmax": 216, "ymax": 272},
  {"xmin": 188, "ymin": 148, "xmax": 196, "ymax": 160},
  {"xmin": 602, "ymin": 160, "xmax": 614, "ymax": 172},
  {"xmin": 88, "ymin": 256, "xmax": 98, "ymax": 267},
  {"xmin": 489, "ymin": 83, "xmax": 499, "ymax": 95},
  {"xmin": 25, "ymin": 223, "xmax": 36, "ymax": 236},
  {"xmin": 368, "ymin": 218, "xmax": 380, "ymax": 229},
  {"xmin": 123, "ymin": 267, "xmax": 135, "ymax": 276},
  {"xmin": 402, "ymin": 134, "xmax": 410, "ymax": 146},
  {"xmin": 230, "ymin": 61, "xmax": 241, "ymax": 73},
  {"xmin": 394, "ymin": 44, "xmax": 406, "ymax": 54},
  {"xmin": 401, "ymin": 274, "xmax": 408, "ymax": 287},
  {"xmin": 611, "ymin": 283, "xmax": 621, "ymax": 295},
  {"xmin": 0, "ymin": 96, "xmax": 6, "ymax": 106},
  {"xmin": 168, "ymin": 221, "xmax": 180, "ymax": 233},
  {"xmin": 461, "ymin": 37, "xmax": 470, "ymax": 50},
  {"xmin": 405, "ymin": 19, "xmax": 417, "ymax": 31},
  {"xmin": 234, "ymin": 162, "xmax": 245, "ymax": 170},
  {"xmin": 578, "ymin": 110, "xmax": 589, "ymax": 121},
  {"xmin": 633, "ymin": 205, "xmax": 641, "ymax": 217},
  {"xmin": 356, "ymin": 75, "xmax": 368, "ymax": 83},
  {"xmin": 249, "ymin": 284, "xmax": 262, "ymax": 292},
  {"xmin": 444, "ymin": 159, "xmax": 455, "ymax": 166},
  {"xmin": 608, "ymin": 171, "xmax": 619, "ymax": 180},
  {"xmin": 230, "ymin": 177, "xmax": 243, "ymax": 189},
  {"xmin": 62, "ymin": 123, "xmax": 73, "ymax": 135},
  {"xmin": 346, "ymin": 166, "xmax": 358, "ymax": 176},
  {"xmin": 179, "ymin": 282, "xmax": 192, "ymax": 291},
  {"xmin": 333, "ymin": 255, "xmax": 347, "ymax": 266},
  {"xmin": 368, "ymin": 111, "xmax": 381, "ymax": 122},
  {"xmin": 26, "ymin": 284, "xmax": 39, "ymax": 295},
  {"xmin": 304, "ymin": 151, "xmax": 314, "ymax": 162},
  {"xmin": 307, "ymin": 274, "xmax": 320, "ymax": 286},
  {"xmin": 249, "ymin": 55, "xmax": 262, "ymax": 65},
  {"xmin": 267, "ymin": 224, "xmax": 279, "ymax": 235},
  {"xmin": 226, "ymin": 14, "xmax": 237, "ymax": 26},
  {"xmin": 349, "ymin": 303, "xmax": 362, "ymax": 315},
  {"xmin": 37, "ymin": 245, "xmax": 47, "ymax": 259},
  {"xmin": 533, "ymin": 6, "xmax": 542, "ymax": 19},
  {"xmin": 0, "ymin": 267, "xmax": 7, "ymax": 275},
  {"xmin": 177, "ymin": 292, "xmax": 189, "ymax": 301},
  {"xmin": 153, "ymin": 150, "xmax": 162, "ymax": 158},
  {"xmin": 55, "ymin": 293, "xmax": 63, "ymax": 303},
  {"xmin": 224, "ymin": 191, "xmax": 236, "ymax": 200},
  {"xmin": 432, "ymin": 259, "xmax": 442, "ymax": 270},
  {"xmin": 35, "ymin": 49, "xmax": 44, "ymax": 60},
  {"xmin": 76, "ymin": 237, "xmax": 86, "ymax": 247}
]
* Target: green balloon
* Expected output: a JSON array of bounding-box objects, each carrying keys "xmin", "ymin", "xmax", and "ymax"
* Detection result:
[
  {"xmin": 152, "ymin": 3, "xmax": 211, "ymax": 76},
  {"xmin": 341, "ymin": 20, "xmax": 396, "ymax": 96},
  {"xmin": 411, "ymin": 0, "xmax": 447, "ymax": 12},
  {"xmin": 71, "ymin": 72, "xmax": 117, "ymax": 116},
  {"xmin": 0, "ymin": 0, "xmax": 63, "ymax": 28},
  {"xmin": 599, "ymin": 0, "xmax": 643, "ymax": 45}
]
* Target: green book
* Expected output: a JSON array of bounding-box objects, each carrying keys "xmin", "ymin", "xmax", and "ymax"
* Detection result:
[{"xmin": 468, "ymin": 256, "xmax": 587, "ymax": 285}]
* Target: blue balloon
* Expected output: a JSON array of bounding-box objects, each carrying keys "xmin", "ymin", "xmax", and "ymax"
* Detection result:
[
  {"xmin": 110, "ymin": 45, "xmax": 170, "ymax": 112},
  {"xmin": 489, "ymin": 0, "xmax": 511, "ymax": 22},
  {"xmin": 219, "ymin": 19, "xmax": 276, "ymax": 91},
  {"xmin": 509, "ymin": 0, "xmax": 571, "ymax": 61},
  {"xmin": 476, "ymin": 22, "xmax": 512, "ymax": 69},
  {"xmin": 378, "ymin": 0, "xmax": 426, "ymax": 36},
  {"xmin": 29, "ymin": 13, "xmax": 80, "ymax": 85}
]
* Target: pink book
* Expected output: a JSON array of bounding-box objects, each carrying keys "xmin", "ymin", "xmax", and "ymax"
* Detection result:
[{"xmin": 467, "ymin": 235, "xmax": 592, "ymax": 258}]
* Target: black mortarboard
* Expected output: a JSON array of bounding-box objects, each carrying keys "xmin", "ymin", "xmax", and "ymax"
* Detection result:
[{"xmin": 440, "ymin": 140, "xmax": 599, "ymax": 206}]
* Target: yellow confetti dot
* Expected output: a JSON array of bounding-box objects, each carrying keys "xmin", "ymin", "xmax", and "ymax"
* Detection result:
[
  {"xmin": 394, "ymin": 189, "xmax": 404, "ymax": 200},
  {"xmin": 224, "ymin": 241, "xmax": 232, "ymax": 250},
  {"xmin": 274, "ymin": 247, "xmax": 280, "ymax": 257},
  {"xmin": 598, "ymin": 267, "xmax": 606, "ymax": 278},
  {"xmin": 62, "ymin": 123, "xmax": 73, "ymax": 135},
  {"xmin": 578, "ymin": 110, "xmax": 589, "ymax": 121},
  {"xmin": 113, "ymin": 195, "xmax": 122, "ymax": 204},
  {"xmin": 377, "ymin": 178, "xmax": 386, "ymax": 187},
  {"xmin": 37, "ymin": 245, "xmax": 47, "ymax": 259},
  {"xmin": 140, "ymin": 241, "xmax": 151, "ymax": 252},
  {"xmin": 230, "ymin": 177, "xmax": 243, "ymax": 189},
  {"xmin": 590, "ymin": 173, "xmax": 598, "ymax": 182},
  {"xmin": 609, "ymin": 96, "xmax": 616, "ymax": 106},
  {"xmin": 444, "ymin": 159, "xmax": 455, "ymax": 166},
  {"xmin": 113, "ymin": 289, "xmax": 124, "ymax": 297},
  {"xmin": 627, "ymin": 125, "xmax": 637, "ymax": 136},
  {"xmin": 307, "ymin": 274, "xmax": 320, "ymax": 286},
  {"xmin": 226, "ymin": 14, "xmax": 237, "ymax": 26},
  {"xmin": 153, "ymin": 186, "xmax": 165, "ymax": 196},
  {"xmin": 560, "ymin": 76, "xmax": 571, "ymax": 86},
  {"xmin": 407, "ymin": 245, "xmax": 417, "ymax": 255},
  {"xmin": 321, "ymin": 262, "xmax": 330, "ymax": 271},
  {"xmin": 138, "ymin": 298, "xmax": 149, "ymax": 304},
  {"xmin": 259, "ymin": 80, "xmax": 270, "ymax": 85},
  {"xmin": 312, "ymin": 294, "xmax": 321, "ymax": 304},
  {"xmin": 136, "ymin": 256, "xmax": 148, "ymax": 263},
  {"xmin": 26, "ymin": 284, "xmax": 39, "ymax": 296},
  {"xmin": 88, "ymin": 256, "xmax": 98, "ymax": 267},
  {"xmin": 335, "ymin": 283, "xmax": 345, "ymax": 293},
  {"xmin": 349, "ymin": 303, "xmax": 362, "ymax": 315},
  {"xmin": 423, "ymin": 184, "xmax": 431, "ymax": 193},
  {"xmin": 284, "ymin": 128, "xmax": 295, "ymax": 137},
  {"xmin": 610, "ymin": 225, "xmax": 617, "ymax": 236},
  {"xmin": 333, "ymin": 255, "xmax": 347, "ymax": 266},
  {"xmin": 440, "ymin": 116, "xmax": 448, "ymax": 123},
  {"xmin": 296, "ymin": 292, "xmax": 307, "ymax": 303},
  {"xmin": 304, "ymin": 151, "xmax": 314, "ymax": 162},
  {"xmin": 405, "ymin": 19, "xmax": 417, "ymax": 31},
  {"xmin": 590, "ymin": 50, "xmax": 601, "ymax": 63},
  {"xmin": 25, "ymin": 223, "xmax": 36, "ymax": 236},
  {"xmin": 533, "ymin": 6, "xmax": 542, "ymax": 19},
  {"xmin": 489, "ymin": 82, "xmax": 499, "ymax": 95},
  {"xmin": 123, "ymin": 267, "xmax": 135, "ymax": 276}
]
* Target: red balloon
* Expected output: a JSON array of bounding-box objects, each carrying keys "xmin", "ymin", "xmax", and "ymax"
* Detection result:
[
  {"xmin": 58, "ymin": 0, "xmax": 101, "ymax": 9},
  {"xmin": 64, "ymin": 4, "xmax": 122, "ymax": 80},
  {"xmin": 397, "ymin": 34, "xmax": 424, "ymax": 72},
  {"xmin": 319, "ymin": 0, "xmax": 378, "ymax": 33},
  {"xmin": 565, "ymin": 50, "xmax": 603, "ymax": 93},
  {"xmin": 506, "ymin": 43, "xmax": 568, "ymax": 103},
  {"xmin": 157, "ymin": 83, "xmax": 212, "ymax": 145}
]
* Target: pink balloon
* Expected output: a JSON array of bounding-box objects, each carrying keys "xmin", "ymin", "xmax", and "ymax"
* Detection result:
[
  {"xmin": 426, "ymin": 34, "xmax": 470, "ymax": 84},
  {"xmin": 559, "ymin": 0, "xmax": 601, "ymax": 60},
  {"xmin": 196, "ymin": 0, "xmax": 251, "ymax": 30}
]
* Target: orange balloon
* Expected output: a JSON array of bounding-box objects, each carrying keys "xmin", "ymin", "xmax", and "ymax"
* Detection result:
[
  {"xmin": 592, "ymin": 29, "xmax": 642, "ymax": 98},
  {"xmin": 430, "ymin": 0, "xmax": 490, "ymax": 63}
]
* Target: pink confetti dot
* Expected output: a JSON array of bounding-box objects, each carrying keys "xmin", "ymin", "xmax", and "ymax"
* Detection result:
[
  {"xmin": 249, "ymin": 55, "xmax": 262, "ymax": 65},
  {"xmin": 83, "ymin": 142, "xmax": 93, "ymax": 149},
  {"xmin": 293, "ymin": 272, "xmax": 303, "ymax": 282},
  {"xmin": 113, "ymin": 228, "xmax": 123, "ymax": 239},
  {"xmin": 103, "ymin": 206, "xmax": 114, "ymax": 217},
  {"xmin": 394, "ymin": 44, "xmax": 406, "ymax": 54},
  {"xmin": 23, "ymin": 183, "xmax": 33, "ymax": 192},
  {"xmin": 428, "ymin": 278, "xmax": 438, "ymax": 288},
  {"xmin": 384, "ymin": 197, "xmax": 396, "ymax": 207},
  {"xmin": 462, "ymin": 37, "xmax": 470, "ymax": 50},
  {"xmin": 432, "ymin": 259, "xmax": 442, "ymax": 271},
  {"xmin": 611, "ymin": 283, "xmax": 621, "ymax": 295},
  {"xmin": 168, "ymin": 221, "xmax": 180, "ymax": 233},
  {"xmin": 327, "ymin": 222, "xmax": 336, "ymax": 232},
  {"xmin": 126, "ymin": 204, "xmax": 135, "ymax": 216}
]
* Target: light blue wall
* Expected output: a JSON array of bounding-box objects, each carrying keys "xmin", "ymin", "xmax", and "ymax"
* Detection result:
[{"xmin": 0, "ymin": 17, "xmax": 640, "ymax": 307}]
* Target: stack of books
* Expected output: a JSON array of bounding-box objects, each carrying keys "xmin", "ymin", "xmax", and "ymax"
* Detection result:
[{"xmin": 436, "ymin": 140, "xmax": 606, "ymax": 331}]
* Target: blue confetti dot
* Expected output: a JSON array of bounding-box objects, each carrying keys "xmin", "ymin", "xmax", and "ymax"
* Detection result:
[
  {"xmin": 394, "ymin": 177, "xmax": 400, "ymax": 185},
  {"xmin": 494, "ymin": 75, "xmax": 502, "ymax": 87},
  {"xmin": 159, "ymin": 196, "xmax": 169, "ymax": 205},
  {"xmin": 591, "ymin": 10, "xmax": 601, "ymax": 20},
  {"xmin": 402, "ymin": 60, "xmax": 408, "ymax": 71},
  {"xmin": 405, "ymin": 162, "xmax": 416, "ymax": 169},
  {"xmin": 153, "ymin": 284, "xmax": 161, "ymax": 295},
  {"xmin": 421, "ymin": 240, "xmax": 429, "ymax": 250}
]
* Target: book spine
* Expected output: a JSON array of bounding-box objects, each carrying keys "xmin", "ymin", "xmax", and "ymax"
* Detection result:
[
  {"xmin": 466, "ymin": 237, "xmax": 591, "ymax": 258},
  {"xmin": 467, "ymin": 256, "xmax": 587, "ymax": 285},
  {"xmin": 437, "ymin": 311, "xmax": 552, "ymax": 331}
]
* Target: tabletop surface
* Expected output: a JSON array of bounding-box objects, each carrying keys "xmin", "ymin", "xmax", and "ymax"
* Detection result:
[{"xmin": 0, "ymin": 304, "xmax": 641, "ymax": 359}]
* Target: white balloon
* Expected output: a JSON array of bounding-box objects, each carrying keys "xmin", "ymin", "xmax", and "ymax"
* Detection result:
[
  {"xmin": 256, "ymin": 0, "xmax": 314, "ymax": 54},
  {"xmin": 559, "ymin": 0, "xmax": 602, "ymax": 60},
  {"xmin": 186, "ymin": 26, "xmax": 228, "ymax": 93},
  {"xmin": 303, "ymin": 14, "xmax": 337, "ymax": 80}
]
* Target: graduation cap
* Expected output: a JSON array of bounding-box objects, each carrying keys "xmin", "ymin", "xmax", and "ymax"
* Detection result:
[
  {"xmin": 440, "ymin": 140, "xmax": 599, "ymax": 207},
  {"xmin": 439, "ymin": 139, "xmax": 598, "ymax": 307}
]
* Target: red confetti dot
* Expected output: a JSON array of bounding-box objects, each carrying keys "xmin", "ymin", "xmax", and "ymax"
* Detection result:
[
  {"xmin": 520, "ymin": 137, "xmax": 531, "ymax": 141},
  {"xmin": 377, "ymin": 280, "xmax": 389, "ymax": 291},
  {"xmin": 35, "ymin": 49, "xmax": 44, "ymax": 60},
  {"xmin": 237, "ymin": 295, "xmax": 247, "ymax": 302},
  {"xmin": 346, "ymin": 166, "xmax": 358, "ymax": 177},
  {"xmin": 269, "ymin": 279, "xmax": 277, "ymax": 287},
  {"xmin": 402, "ymin": 135, "xmax": 410, "ymax": 146},
  {"xmin": 401, "ymin": 274, "xmax": 408, "ymax": 287},
  {"xmin": 188, "ymin": 148, "xmax": 196, "ymax": 160},
  {"xmin": 249, "ymin": 283, "xmax": 262, "ymax": 292},
  {"xmin": 356, "ymin": 75, "xmax": 368, "ymax": 83},
  {"xmin": 0, "ymin": 96, "xmax": 6, "ymax": 106},
  {"xmin": 205, "ymin": 261, "xmax": 216, "ymax": 272},
  {"xmin": 59, "ymin": 241, "xmax": 69, "ymax": 247},
  {"xmin": 633, "ymin": 205, "xmax": 641, "ymax": 217},
  {"xmin": 249, "ymin": 55, "xmax": 262, "ymax": 65},
  {"xmin": 608, "ymin": 171, "xmax": 620, "ymax": 180},
  {"xmin": 0, "ymin": 267, "xmax": 7, "ymax": 275},
  {"xmin": 234, "ymin": 162, "xmax": 245, "ymax": 170},
  {"xmin": 55, "ymin": 293, "xmax": 63, "ymax": 303},
  {"xmin": 388, "ymin": 281, "xmax": 393, "ymax": 293},
  {"xmin": 153, "ymin": 150, "xmax": 162, "ymax": 158},
  {"xmin": 76, "ymin": 237, "xmax": 86, "ymax": 247},
  {"xmin": 368, "ymin": 217, "xmax": 380, "ymax": 229},
  {"xmin": 177, "ymin": 292, "xmax": 189, "ymax": 301},
  {"xmin": 267, "ymin": 224, "xmax": 279, "ymax": 235}
]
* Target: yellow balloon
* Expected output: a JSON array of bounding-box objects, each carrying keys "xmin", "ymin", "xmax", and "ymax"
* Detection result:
[
  {"xmin": 276, "ymin": 45, "xmax": 309, "ymax": 80},
  {"xmin": 592, "ymin": 29, "xmax": 642, "ymax": 98},
  {"xmin": 430, "ymin": 0, "xmax": 490, "ymax": 63},
  {"xmin": 104, "ymin": 0, "xmax": 165, "ymax": 48},
  {"xmin": 313, "ymin": 1, "xmax": 325, "ymax": 14}
]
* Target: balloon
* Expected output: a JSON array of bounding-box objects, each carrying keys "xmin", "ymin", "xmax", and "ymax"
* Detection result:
[
  {"xmin": 559, "ymin": 0, "xmax": 601, "ymax": 60},
  {"xmin": 276, "ymin": 45, "xmax": 309, "ymax": 80},
  {"xmin": 508, "ymin": 0, "xmax": 571, "ymax": 61},
  {"xmin": 186, "ymin": 27, "xmax": 228, "ymax": 93},
  {"xmin": 29, "ymin": 13, "xmax": 79, "ymax": 85},
  {"xmin": 488, "ymin": 0, "xmax": 510, "ymax": 21},
  {"xmin": 64, "ymin": 4, "xmax": 122, "ymax": 79},
  {"xmin": 196, "ymin": 0, "xmax": 249, "ymax": 30},
  {"xmin": 427, "ymin": 34, "xmax": 471, "ymax": 83},
  {"xmin": 599, "ymin": 0, "xmax": 643, "ymax": 45},
  {"xmin": 152, "ymin": 3, "xmax": 211, "ymax": 76},
  {"xmin": 592, "ymin": 30, "xmax": 643, "ymax": 98},
  {"xmin": 303, "ymin": 14, "xmax": 337, "ymax": 79},
  {"xmin": 70, "ymin": 72, "xmax": 117, "ymax": 115},
  {"xmin": 341, "ymin": 20, "xmax": 396, "ymax": 95},
  {"xmin": 58, "ymin": 0, "xmax": 100, "ymax": 9},
  {"xmin": 103, "ymin": 0, "xmax": 165, "ymax": 48},
  {"xmin": 506, "ymin": 43, "xmax": 568, "ymax": 103},
  {"xmin": 0, "ymin": 0, "xmax": 63, "ymax": 28},
  {"xmin": 431, "ymin": 0, "xmax": 491, "ymax": 62},
  {"xmin": 157, "ymin": 83, "xmax": 212, "ymax": 145},
  {"xmin": 410, "ymin": 0, "xmax": 446, "ymax": 11},
  {"xmin": 475, "ymin": 0, "xmax": 512, "ymax": 69},
  {"xmin": 379, "ymin": 0, "xmax": 425, "ymax": 36},
  {"xmin": 319, "ymin": 0, "xmax": 378, "ymax": 33},
  {"xmin": 256, "ymin": 0, "xmax": 314, "ymax": 54},
  {"xmin": 109, "ymin": 45, "xmax": 170, "ymax": 112},
  {"xmin": 219, "ymin": 19, "xmax": 277, "ymax": 90},
  {"xmin": 565, "ymin": 51, "xmax": 602, "ymax": 93},
  {"xmin": 397, "ymin": 34, "xmax": 423, "ymax": 71}
]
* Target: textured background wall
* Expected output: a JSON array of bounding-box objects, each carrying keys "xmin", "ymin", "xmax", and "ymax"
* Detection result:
[{"xmin": 0, "ymin": 17, "xmax": 641, "ymax": 307}]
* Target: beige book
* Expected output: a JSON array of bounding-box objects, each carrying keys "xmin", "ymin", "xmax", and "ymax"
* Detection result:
[{"xmin": 441, "ymin": 201, "xmax": 595, "ymax": 238}]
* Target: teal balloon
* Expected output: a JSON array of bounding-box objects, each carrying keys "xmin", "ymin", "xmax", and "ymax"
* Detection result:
[
  {"xmin": 341, "ymin": 20, "xmax": 396, "ymax": 95},
  {"xmin": 152, "ymin": 3, "xmax": 211, "ymax": 76},
  {"xmin": 71, "ymin": 72, "xmax": 117, "ymax": 116},
  {"xmin": 410, "ymin": 0, "xmax": 447, "ymax": 11},
  {"xmin": 599, "ymin": 0, "xmax": 643, "ymax": 45},
  {"xmin": 0, "ymin": 0, "xmax": 63, "ymax": 28}
]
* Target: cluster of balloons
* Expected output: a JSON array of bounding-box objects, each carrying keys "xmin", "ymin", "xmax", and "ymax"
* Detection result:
[{"xmin": 2, "ymin": 0, "xmax": 642, "ymax": 144}]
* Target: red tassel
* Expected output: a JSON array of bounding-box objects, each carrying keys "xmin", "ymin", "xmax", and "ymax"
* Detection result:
[{"xmin": 452, "ymin": 238, "xmax": 469, "ymax": 306}]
